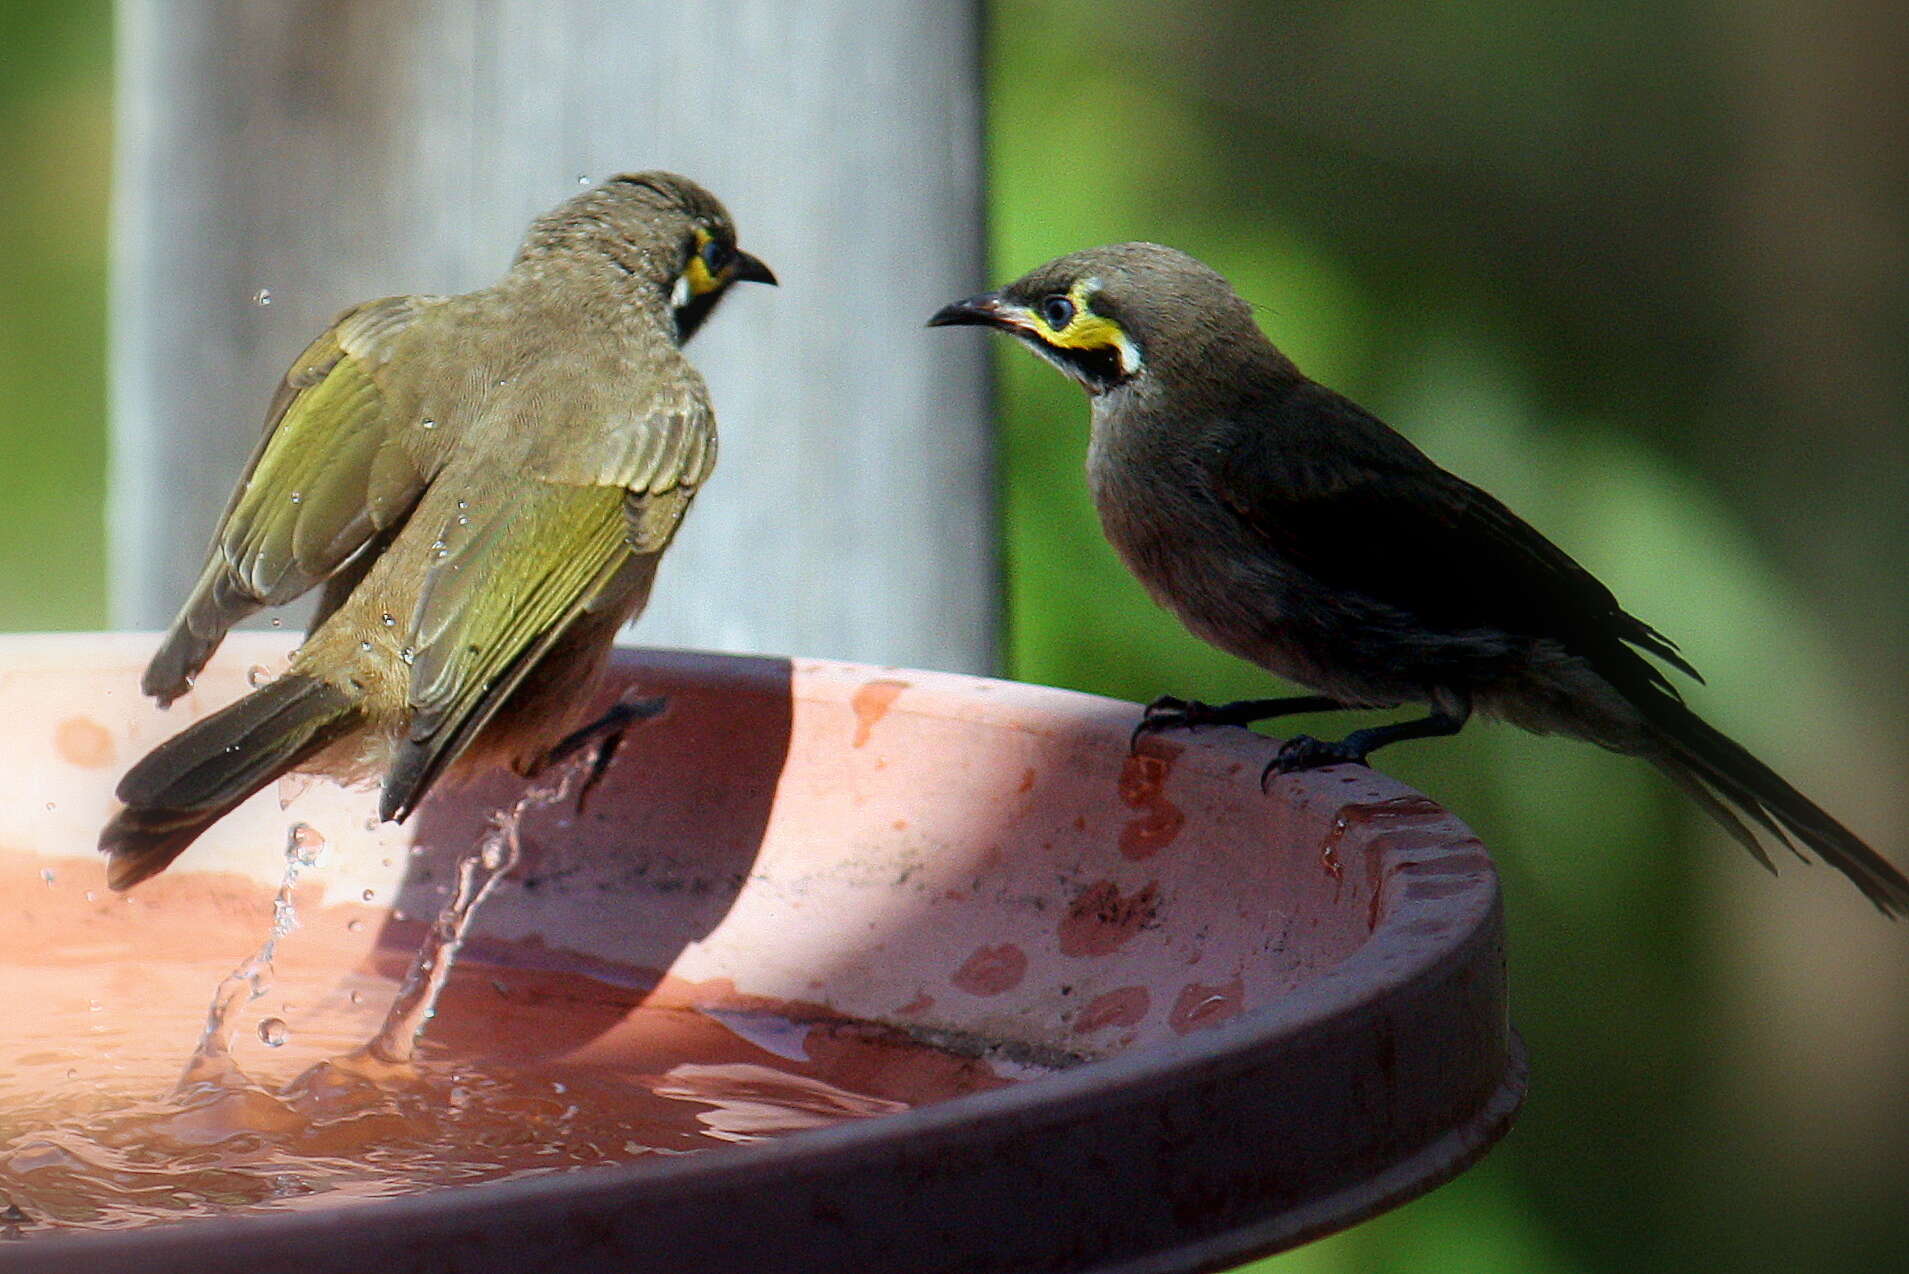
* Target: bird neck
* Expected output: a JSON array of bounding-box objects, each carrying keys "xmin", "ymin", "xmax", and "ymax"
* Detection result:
[{"xmin": 500, "ymin": 248, "xmax": 679, "ymax": 338}]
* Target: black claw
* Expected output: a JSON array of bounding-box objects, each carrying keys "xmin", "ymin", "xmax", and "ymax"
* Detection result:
[
  {"xmin": 1130, "ymin": 695, "xmax": 1202, "ymax": 753},
  {"xmin": 1259, "ymin": 735, "xmax": 1370, "ymax": 790}
]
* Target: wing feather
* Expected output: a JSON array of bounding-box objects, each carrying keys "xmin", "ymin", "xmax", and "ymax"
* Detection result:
[
  {"xmin": 379, "ymin": 392, "xmax": 714, "ymax": 821},
  {"xmin": 1212, "ymin": 381, "xmax": 1699, "ymax": 693},
  {"xmin": 143, "ymin": 295, "xmax": 440, "ymax": 703}
]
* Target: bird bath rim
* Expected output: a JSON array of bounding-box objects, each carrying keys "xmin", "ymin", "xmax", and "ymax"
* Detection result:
[{"xmin": 0, "ymin": 632, "xmax": 1523, "ymax": 1274}]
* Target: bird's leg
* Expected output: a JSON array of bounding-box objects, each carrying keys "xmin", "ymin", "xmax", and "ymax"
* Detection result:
[
  {"xmin": 527, "ymin": 691, "xmax": 669, "ymax": 815},
  {"xmin": 1133, "ymin": 694, "xmax": 1346, "ymax": 752},
  {"xmin": 1262, "ymin": 692, "xmax": 1472, "ymax": 788}
]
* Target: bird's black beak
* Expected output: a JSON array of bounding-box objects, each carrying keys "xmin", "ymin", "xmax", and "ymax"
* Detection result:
[
  {"xmin": 927, "ymin": 291, "xmax": 1007, "ymax": 329},
  {"xmin": 732, "ymin": 251, "xmax": 777, "ymax": 286}
]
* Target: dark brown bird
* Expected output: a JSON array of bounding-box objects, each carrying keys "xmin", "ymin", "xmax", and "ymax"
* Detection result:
[
  {"xmin": 99, "ymin": 172, "xmax": 775, "ymax": 890},
  {"xmin": 931, "ymin": 241, "xmax": 1909, "ymax": 916}
]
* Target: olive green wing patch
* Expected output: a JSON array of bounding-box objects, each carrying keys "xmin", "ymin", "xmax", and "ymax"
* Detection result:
[
  {"xmin": 379, "ymin": 391, "xmax": 716, "ymax": 824},
  {"xmin": 144, "ymin": 296, "xmax": 436, "ymax": 704},
  {"xmin": 378, "ymin": 482, "xmax": 632, "ymax": 823}
]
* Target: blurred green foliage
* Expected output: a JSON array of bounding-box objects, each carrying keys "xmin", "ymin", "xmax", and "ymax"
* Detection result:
[
  {"xmin": 0, "ymin": 2, "xmax": 111, "ymax": 630},
  {"xmin": 1, "ymin": 2, "xmax": 1902, "ymax": 1271}
]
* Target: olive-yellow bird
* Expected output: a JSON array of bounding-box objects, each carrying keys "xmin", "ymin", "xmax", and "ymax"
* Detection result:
[{"xmin": 100, "ymin": 172, "xmax": 774, "ymax": 890}]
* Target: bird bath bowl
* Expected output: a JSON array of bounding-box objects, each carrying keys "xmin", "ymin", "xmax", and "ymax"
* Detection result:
[{"xmin": 0, "ymin": 632, "xmax": 1522, "ymax": 1273}]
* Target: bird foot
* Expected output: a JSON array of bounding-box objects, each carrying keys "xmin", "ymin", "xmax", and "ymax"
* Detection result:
[
  {"xmin": 535, "ymin": 691, "xmax": 669, "ymax": 815},
  {"xmin": 1259, "ymin": 735, "xmax": 1369, "ymax": 790},
  {"xmin": 1130, "ymin": 695, "xmax": 1221, "ymax": 752}
]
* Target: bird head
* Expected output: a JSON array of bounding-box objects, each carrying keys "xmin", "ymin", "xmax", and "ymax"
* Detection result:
[
  {"xmin": 928, "ymin": 242, "xmax": 1273, "ymax": 396},
  {"xmin": 518, "ymin": 171, "xmax": 777, "ymax": 343}
]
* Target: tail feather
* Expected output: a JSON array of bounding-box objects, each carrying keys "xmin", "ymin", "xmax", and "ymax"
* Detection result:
[
  {"xmin": 100, "ymin": 674, "xmax": 360, "ymax": 890},
  {"xmin": 1642, "ymin": 699, "xmax": 1909, "ymax": 917}
]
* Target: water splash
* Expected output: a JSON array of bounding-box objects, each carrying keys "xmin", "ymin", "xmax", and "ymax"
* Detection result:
[
  {"xmin": 362, "ymin": 761, "xmax": 588, "ymax": 1065},
  {"xmin": 177, "ymin": 824, "xmax": 323, "ymax": 1090},
  {"xmin": 649, "ymin": 1063, "xmax": 910, "ymax": 1144}
]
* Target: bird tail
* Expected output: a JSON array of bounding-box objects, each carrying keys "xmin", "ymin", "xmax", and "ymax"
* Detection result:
[
  {"xmin": 1639, "ymin": 697, "xmax": 1909, "ymax": 917},
  {"xmin": 99, "ymin": 674, "xmax": 362, "ymax": 891}
]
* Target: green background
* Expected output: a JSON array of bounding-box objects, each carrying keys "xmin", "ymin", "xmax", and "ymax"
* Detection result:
[{"xmin": 2, "ymin": 3, "xmax": 1905, "ymax": 1271}]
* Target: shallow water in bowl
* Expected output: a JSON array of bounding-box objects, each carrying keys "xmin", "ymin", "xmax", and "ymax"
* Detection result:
[{"xmin": 0, "ymin": 909, "xmax": 1031, "ymax": 1237}]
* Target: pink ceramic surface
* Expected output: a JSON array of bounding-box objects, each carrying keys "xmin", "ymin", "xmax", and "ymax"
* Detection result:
[{"xmin": 0, "ymin": 632, "xmax": 1522, "ymax": 1273}]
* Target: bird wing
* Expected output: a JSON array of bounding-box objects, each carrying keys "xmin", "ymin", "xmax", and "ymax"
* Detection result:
[
  {"xmin": 143, "ymin": 295, "xmax": 440, "ymax": 703},
  {"xmin": 1211, "ymin": 381, "xmax": 1698, "ymax": 692},
  {"xmin": 378, "ymin": 389, "xmax": 714, "ymax": 822}
]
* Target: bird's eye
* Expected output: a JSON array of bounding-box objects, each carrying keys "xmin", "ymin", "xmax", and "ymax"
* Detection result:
[
  {"xmin": 700, "ymin": 237, "xmax": 729, "ymax": 272},
  {"xmin": 1041, "ymin": 295, "xmax": 1076, "ymax": 330}
]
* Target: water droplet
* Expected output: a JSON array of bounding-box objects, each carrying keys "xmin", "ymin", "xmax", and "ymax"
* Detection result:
[
  {"xmin": 381, "ymin": 612, "xmax": 396, "ymax": 627},
  {"xmin": 270, "ymin": 617, "xmax": 283, "ymax": 628},
  {"xmin": 257, "ymin": 1017, "xmax": 290, "ymax": 1047},
  {"xmin": 247, "ymin": 664, "xmax": 272, "ymax": 686},
  {"xmin": 361, "ymin": 888, "xmax": 375, "ymax": 902},
  {"xmin": 87, "ymin": 999, "xmax": 103, "ymax": 1014},
  {"xmin": 576, "ymin": 174, "xmax": 590, "ymax": 186},
  {"xmin": 349, "ymin": 989, "xmax": 364, "ymax": 1005},
  {"xmin": 253, "ymin": 287, "xmax": 273, "ymax": 306},
  {"xmin": 393, "ymin": 908, "xmax": 409, "ymax": 922},
  {"xmin": 347, "ymin": 917, "xmax": 364, "ymax": 933},
  {"xmin": 289, "ymin": 491, "xmax": 303, "ymax": 504},
  {"xmin": 456, "ymin": 514, "xmax": 469, "ymax": 525},
  {"xmin": 420, "ymin": 417, "xmax": 436, "ymax": 430},
  {"xmin": 551, "ymin": 1081, "xmax": 567, "ymax": 1095},
  {"xmin": 43, "ymin": 801, "xmax": 55, "ymax": 812},
  {"xmin": 39, "ymin": 869, "xmax": 54, "ymax": 887},
  {"xmin": 278, "ymin": 771, "xmax": 315, "ymax": 809},
  {"xmin": 83, "ymin": 890, "xmax": 96, "ymax": 903},
  {"xmin": 359, "ymin": 639, "xmax": 373, "ymax": 653},
  {"xmin": 285, "ymin": 822, "xmax": 326, "ymax": 866},
  {"xmin": 64, "ymin": 1067, "xmax": 77, "ymax": 1081},
  {"xmin": 455, "ymin": 500, "xmax": 467, "ymax": 511},
  {"xmin": 429, "ymin": 538, "xmax": 446, "ymax": 552},
  {"xmin": 449, "ymin": 1084, "xmax": 473, "ymax": 1108},
  {"xmin": 399, "ymin": 647, "xmax": 416, "ymax": 666}
]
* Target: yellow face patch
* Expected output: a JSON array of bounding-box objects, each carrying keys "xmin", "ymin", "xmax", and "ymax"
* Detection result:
[
  {"xmin": 681, "ymin": 227, "xmax": 724, "ymax": 298},
  {"xmin": 1027, "ymin": 279, "xmax": 1139, "ymax": 375}
]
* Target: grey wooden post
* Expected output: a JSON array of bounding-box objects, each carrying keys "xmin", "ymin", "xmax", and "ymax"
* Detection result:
[{"xmin": 109, "ymin": 1, "xmax": 994, "ymax": 673}]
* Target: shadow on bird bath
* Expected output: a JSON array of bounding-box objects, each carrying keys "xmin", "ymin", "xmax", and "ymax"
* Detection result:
[{"xmin": 0, "ymin": 633, "xmax": 1522, "ymax": 1274}]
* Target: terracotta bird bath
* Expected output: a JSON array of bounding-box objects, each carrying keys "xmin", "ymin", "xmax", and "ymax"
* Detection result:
[{"xmin": 0, "ymin": 632, "xmax": 1522, "ymax": 1273}]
